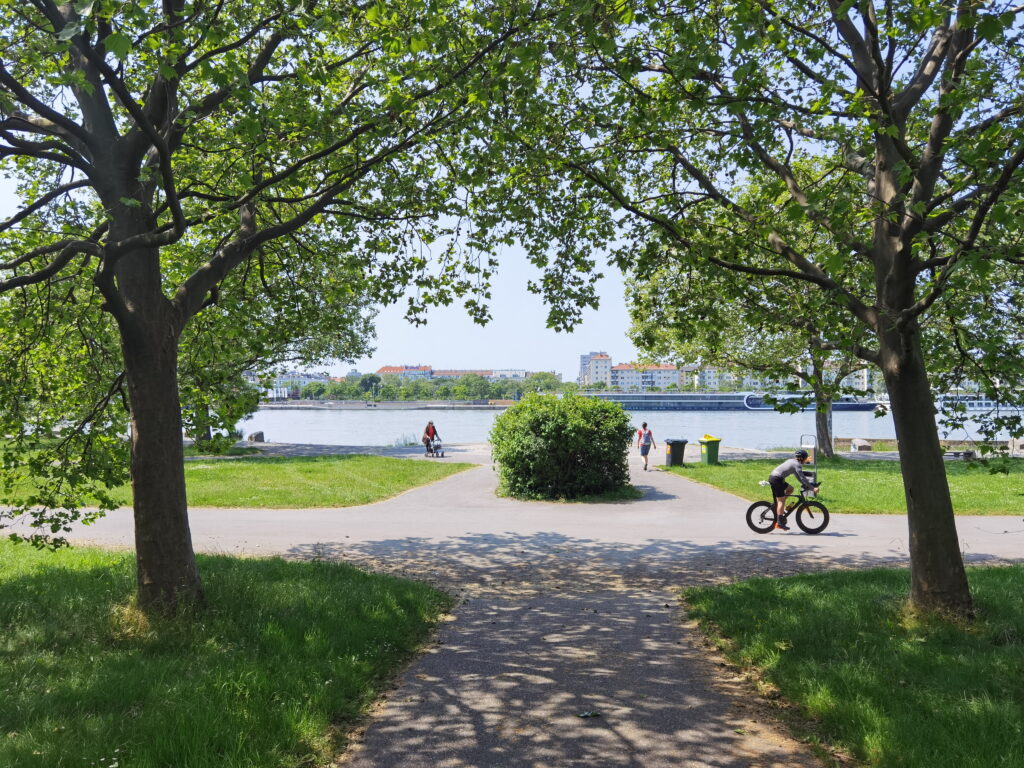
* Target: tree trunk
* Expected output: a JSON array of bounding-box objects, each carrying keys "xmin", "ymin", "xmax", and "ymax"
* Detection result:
[
  {"xmin": 122, "ymin": 327, "xmax": 204, "ymax": 612},
  {"xmin": 813, "ymin": 390, "xmax": 835, "ymax": 458},
  {"xmin": 108, "ymin": 207, "xmax": 204, "ymax": 613},
  {"xmin": 880, "ymin": 325, "xmax": 972, "ymax": 616}
]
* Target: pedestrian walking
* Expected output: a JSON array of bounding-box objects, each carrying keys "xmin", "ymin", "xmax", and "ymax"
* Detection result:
[{"xmin": 637, "ymin": 422, "xmax": 656, "ymax": 471}]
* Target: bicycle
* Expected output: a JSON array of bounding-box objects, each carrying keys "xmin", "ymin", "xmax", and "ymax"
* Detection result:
[{"xmin": 746, "ymin": 481, "xmax": 830, "ymax": 534}]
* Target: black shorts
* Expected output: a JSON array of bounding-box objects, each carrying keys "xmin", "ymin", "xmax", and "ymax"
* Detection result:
[{"xmin": 768, "ymin": 476, "xmax": 790, "ymax": 498}]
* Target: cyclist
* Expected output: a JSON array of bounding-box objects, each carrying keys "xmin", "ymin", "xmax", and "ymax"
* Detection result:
[{"xmin": 768, "ymin": 449, "xmax": 819, "ymax": 530}]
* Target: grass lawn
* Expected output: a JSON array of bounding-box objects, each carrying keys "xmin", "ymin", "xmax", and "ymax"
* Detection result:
[
  {"xmin": 0, "ymin": 541, "xmax": 452, "ymax": 768},
  {"xmin": 666, "ymin": 457, "xmax": 1024, "ymax": 514},
  {"xmin": 96, "ymin": 454, "xmax": 474, "ymax": 508},
  {"xmin": 685, "ymin": 567, "xmax": 1024, "ymax": 768}
]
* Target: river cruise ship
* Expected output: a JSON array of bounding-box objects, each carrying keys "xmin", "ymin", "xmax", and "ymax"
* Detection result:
[{"xmin": 578, "ymin": 392, "xmax": 877, "ymax": 411}]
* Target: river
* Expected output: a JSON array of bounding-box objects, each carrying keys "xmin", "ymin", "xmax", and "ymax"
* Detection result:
[{"xmin": 237, "ymin": 406, "xmax": 913, "ymax": 450}]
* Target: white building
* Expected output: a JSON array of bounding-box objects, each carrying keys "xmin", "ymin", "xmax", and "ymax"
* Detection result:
[
  {"xmin": 376, "ymin": 365, "xmax": 433, "ymax": 379},
  {"xmin": 580, "ymin": 354, "xmax": 612, "ymax": 386},
  {"xmin": 489, "ymin": 369, "xmax": 529, "ymax": 381},
  {"xmin": 578, "ymin": 351, "xmax": 611, "ymax": 385},
  {"xmin": 611, "ymin": 364, "xmax": 681, "ymax": 391}
]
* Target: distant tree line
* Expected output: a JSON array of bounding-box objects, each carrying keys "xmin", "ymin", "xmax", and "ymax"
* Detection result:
[{"xmin": 299, "ymin": 372, "xmax": 570, "ymax": 402}]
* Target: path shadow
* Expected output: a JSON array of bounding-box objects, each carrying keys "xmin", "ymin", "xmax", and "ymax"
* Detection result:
[
  {"xmin": 342, "ymin": 586, "xmax": 820, "ymax": 768},
  {"xmin": 284, "ymin": 531, "xmax": 991, "ymax": 598},
  {"xmin": 631, "ymin": 484, "xmax": 679, "ymax": 501}
]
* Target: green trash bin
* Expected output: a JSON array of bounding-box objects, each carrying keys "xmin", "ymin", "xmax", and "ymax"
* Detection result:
[
  {"xmin": 664, "ymin": 439, "xmax": 687, "ymax": 466},
  {"xmin": 699, "ymin": 435, "xmax": 721, "ymax": 465}
]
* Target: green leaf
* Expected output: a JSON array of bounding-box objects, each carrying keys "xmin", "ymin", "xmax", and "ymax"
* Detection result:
[
  {"xmin": 103, "ymin": 31, "xmax": 132, "ymax": 60},
  {"xmin": 409, "ymin": 35, "xmax": 429, "ymax": 53},
  {"xmin": 57, "ymin": 22, "xmax": 81, "ymax": 41},
  {"xmin": 118, "ymin": 196, "xmax": 141, "ymax": 208}
]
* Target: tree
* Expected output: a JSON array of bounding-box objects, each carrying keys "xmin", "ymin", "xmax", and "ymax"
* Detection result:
[
  {"xmin": 324, "ymin": 381, "xmax": 356, "ymax": 400},
  {"xmin": 628, "ymin": 252, "xmax": 872, "ymax": 457},
  {"xmin": 457, "ymin": 373, "xmax": 492, "ymax": 400},
  {"xmin": 503, "ymin": 0, "xmax": 1024, "ymax": 615},
  {"xmin": 357, "ymin": 375, "xmax": 383, "ymax": 395},
  {"xmin": 302, "ymin": 382, "xmax": 327, "ymax": 400},
  {"xmin": 523, "ymin": 370, "xmax": 563, "ymax": 392},
  {"xmin": 0, "ymin": 0, "xmax": 561, "ymax": 611}
]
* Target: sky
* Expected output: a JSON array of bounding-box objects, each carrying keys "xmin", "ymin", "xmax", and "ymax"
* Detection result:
[
  {"xmin": 344, "ymin": 250, "xmax": 638, "ymax": 381},
  {"xmin": 0, "ymin": 183, "xmax": 638, "ymax": 381}
]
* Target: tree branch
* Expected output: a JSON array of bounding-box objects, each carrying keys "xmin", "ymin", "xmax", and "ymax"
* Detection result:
[
  {"xmin": 0, "ymin": 180, "xmax": 91, "ymax": 235},
  {"xmin": 0, "ymin": 240, "xmax": 100, "ymax": 291}
]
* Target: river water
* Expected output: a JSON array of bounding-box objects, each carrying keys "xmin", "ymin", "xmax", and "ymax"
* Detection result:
[{"xmin": 238, "ymin": 406, "xmax": 913, "ymax": 450}]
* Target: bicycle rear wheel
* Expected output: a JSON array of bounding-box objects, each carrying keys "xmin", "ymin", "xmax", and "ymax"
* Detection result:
[
  {"xmin": 795, "ymin": 501, "xmax": 830, "ymax": 534},
  {"xmin": 746, "ymin": 501, "xmax": 777, "ymax": 533}
]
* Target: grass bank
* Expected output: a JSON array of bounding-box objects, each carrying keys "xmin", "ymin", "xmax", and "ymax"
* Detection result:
[
  {"xmin": 90, "ymin": 454, "xmax": 473, "ymax": 508},
  {"xmin": 685, "ymin": 566, "xmax": 1024, "ymax": 768},
  {"xmin": 667, "ymin": 457, "xmax": 1024, "ymax": 514},
  {"xmin": 0, "ymin": 541, "xmax": 452, "ymax": 768}
]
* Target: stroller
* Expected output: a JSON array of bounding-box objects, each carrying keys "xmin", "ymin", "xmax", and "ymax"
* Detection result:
[{"xmin": 425, "ymin": 436, "xmax": 445, "ymax": 458}]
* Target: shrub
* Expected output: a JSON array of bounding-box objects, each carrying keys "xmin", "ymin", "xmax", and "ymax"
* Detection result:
[{"xmin": 490, "ymin": 393, "xmax": 634, "ymax": 499}]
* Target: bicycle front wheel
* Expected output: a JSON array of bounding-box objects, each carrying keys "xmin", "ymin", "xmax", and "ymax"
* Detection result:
[
  {"xmin": 796, "ymin": 501, "xmax": 830, "ymax": 534},
  {"xmin": 746, "ymin": 501, "xmax": 777, "ymax": 534}
]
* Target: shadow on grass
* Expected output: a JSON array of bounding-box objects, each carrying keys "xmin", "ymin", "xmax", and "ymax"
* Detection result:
[
  {"xmin": 284, "ymin": 533, "xmax": 1022, "ymax": 768},
  {"xmin": 686, "ymin": 566, "xmax": 1024, "ymax": 768},
  {"xmin": 0, "ymin": 549, "xmax": 449, "ymax": 768}
]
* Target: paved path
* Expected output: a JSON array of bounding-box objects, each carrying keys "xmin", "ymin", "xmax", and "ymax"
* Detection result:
[{"xmin": 55, "ymin": 444, "xmax": 1024, "ymax": 768}]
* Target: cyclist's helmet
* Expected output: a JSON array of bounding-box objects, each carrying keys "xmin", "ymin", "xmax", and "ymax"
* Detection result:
[{"xmin": 794, "ymin": 449, "xmax": 809, "ymax": 460}]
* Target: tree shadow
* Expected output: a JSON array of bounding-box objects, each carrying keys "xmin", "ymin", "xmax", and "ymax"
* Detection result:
[
  {"xmin": 290, "ymin": 533, "xmax": 1018, "ymax": 767},
  {"xmin": 343, "ymin": 585, "xmax": 824, "ymax": 767},
  {"xmin": 285, "ymin": 531, "xmax": 982, "ymax": 598},
  {"xmin": 0, "ymin": 554, "xmax": 444, "ymax": 767}
]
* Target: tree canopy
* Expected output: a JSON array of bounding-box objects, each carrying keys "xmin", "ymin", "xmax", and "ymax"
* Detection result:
[
  {"xmin": 0, "ymin": 0, "xmax": 596, "ymax": 609},
  {"xmin": 492, "ymin": 0, "xmax": 1024, "ymax": 615}
]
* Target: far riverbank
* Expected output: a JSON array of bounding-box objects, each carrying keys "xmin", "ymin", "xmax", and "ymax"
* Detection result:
[{"xmin": 260, "ymin": 399, "xmax": 507, "ymax": 410}]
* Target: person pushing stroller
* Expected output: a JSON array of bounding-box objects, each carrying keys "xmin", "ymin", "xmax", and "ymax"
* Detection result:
[{"xmin": 422, "ymin": 421, "xmax": 442, "ymax": 457}]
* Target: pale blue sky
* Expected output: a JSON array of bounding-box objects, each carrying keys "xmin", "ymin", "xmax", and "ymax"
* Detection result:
[
  {"xmin": 353, "ymin": 252, "xmax": 637, "ymax": 380},
  {"xmin": 0, "ymin": 183, "xmax": 637, "ymax": 380}
]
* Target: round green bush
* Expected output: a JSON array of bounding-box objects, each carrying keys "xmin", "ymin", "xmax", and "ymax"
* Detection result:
[{"xmin": 489, "ymin": 393, "xmax": 634, "ymax": 499}]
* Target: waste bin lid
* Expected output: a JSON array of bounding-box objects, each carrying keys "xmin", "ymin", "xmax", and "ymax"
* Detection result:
[
  {"xmin": 700, "ymin": 434, "xmax": 721, "ymax": 442},
  {"xmin": 665, "ymin": 438, "xmax": 687, "ymax": 444}
]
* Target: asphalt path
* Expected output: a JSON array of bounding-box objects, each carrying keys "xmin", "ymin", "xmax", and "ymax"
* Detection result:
[{"xmin": 48, "ymin": 443, "xmax": 1024, "ymax": 767}]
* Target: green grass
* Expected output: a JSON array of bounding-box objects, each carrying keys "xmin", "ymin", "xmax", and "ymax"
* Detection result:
[
  {"xmin": 0, "ymin": 540, "xmax": 452, "ymax": 768},
  {"xmin": 685, "ymin": 566, "xmax": 1024, "ymax": 768},
  {"xmin": 96, "ymin": 454, "xmax": 473, "ymax": 508},
  {"xmin": 665, "ymin": 457, "xmax": 1024, "ymax": 514}
]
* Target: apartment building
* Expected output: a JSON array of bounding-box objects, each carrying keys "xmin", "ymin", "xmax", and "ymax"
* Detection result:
[
  {"xmin": 376, "ymin": 365, "xmax": 559, "ymax": 382},
  {"xmin": 376, "ymin": 365, "xmax": 433, "ymax": 379},
  {"xmin": 579, "ymin": 353, "xmax": 612, "ymax": 386},
  {"xmin": 611, "ymin": 363, "xmax": 681, "ymax": 391}
]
